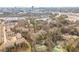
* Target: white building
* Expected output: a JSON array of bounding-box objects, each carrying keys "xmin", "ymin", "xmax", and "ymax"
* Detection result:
[{"xmin": 0, "ymin": 17, "xmax": 26, "ymax": 21}]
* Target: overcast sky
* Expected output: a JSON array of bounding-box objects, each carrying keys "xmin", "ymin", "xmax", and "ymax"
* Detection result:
[{"xmin": 0, "ymin": 0, "xmax": 79, "ymax": 7}]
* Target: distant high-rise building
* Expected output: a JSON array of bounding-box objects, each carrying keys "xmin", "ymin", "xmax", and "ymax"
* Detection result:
[{"xmin": 32, "ymin": 6, "xmax": 34, "ymax": 12}]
